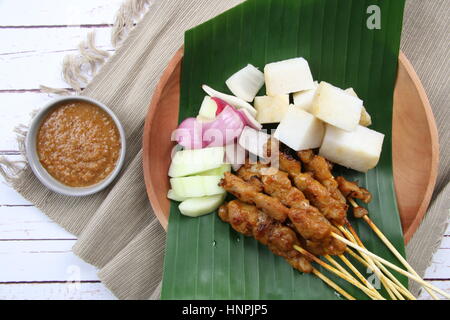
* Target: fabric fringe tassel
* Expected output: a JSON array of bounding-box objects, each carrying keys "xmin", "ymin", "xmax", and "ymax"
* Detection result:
[
  {"xmin": 41, "ymin": 0, "xmax": 153, "ymax": 95},
  {"xmin": 3, "ymin": 0, "xmax": 153, "ymax": 184},
  {"xmin": 0, "ymin": 109, "xmax": 42, "ymax": 184},
  {"xmin": 0, "ymin": 157, "xmax": 26, "ymax": 185},
  {"xmin": 111, "ymin": 0, "xmax": 153, "ymax": 47}
]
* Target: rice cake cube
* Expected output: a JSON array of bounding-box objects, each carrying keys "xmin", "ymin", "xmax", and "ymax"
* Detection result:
[
  {"xmin": 264, "ymin": 57, "xmax": 314, "ymax": 96},
  {"xmin": 292, "ymin": 81, "xmax": 319, "ymax": 113},
  {"xmin": 254, "ymin": 95, "xmax": 290, "ymax": 124},
  {"xmin": 274, "ymin": 107, "xmax": 325, "ymax": 151},
  {"xmin": 311, "ymin": 81, "xmax": 363, "ymax": 131},
  {"xmin": 238, "ymin": 126, "xmax": 270, "ymax": 159},
  {"xmin": 319, "ymin": 125, "xmax": 384, "ymax": 172},
  {"xmin": 345, "ymin": 88, "xmax": 372, "ymax": 127}
]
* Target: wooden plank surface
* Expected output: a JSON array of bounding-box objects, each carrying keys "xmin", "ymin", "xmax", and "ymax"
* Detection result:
[
  {"xmin": 0, "ymin": 240, "xmax": 99, "ymax": 282},
  {"xmin": 0, "ymin": 282, "xmax": 116, "ymax": 300},
  {"xmin": 0, "ymin": 28, "xmax": 114, "ymax": 90},
  {"xmin": 0, "ymin": 0, "xmax": 125, "ymax": 26},
  {"xmin": 0, "ymin": 0, "xmax": 122, "ymax": 300},
  {"xmin": 0, "ymin": 206, "xmax": 75, "ymax": 240},
  {"xmin": 0, "ymin": 0, "xmax": 448, "ymax": 300}
]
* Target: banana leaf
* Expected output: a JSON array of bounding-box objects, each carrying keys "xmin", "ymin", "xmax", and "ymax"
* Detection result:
[{"xmin": 161, "ymin": 0, "xmax": 406, "ymax": 300}]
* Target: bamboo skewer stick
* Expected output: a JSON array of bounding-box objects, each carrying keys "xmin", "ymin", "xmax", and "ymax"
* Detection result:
[
  {"xmin": 331, "ymin": 232, "xmax": 450, "ymax": 299},
  {"xmin": 339, "ymin": 228, "xmax": 427, "ymax": 299},
  {"xmin": 343, "ymin": 225, "xmax": 415, "ymax": 300},
  {"xmin": 312, "ymin": 267, "xmax": 355, "ymax": 300},
  {"xmin": 294, "ymin": 245, "xmax": 384, "ymax": 300},
  {"xmin": 384, "ymin": 277, "xmax": 401, "ymax": 300},
  {"xmin": 346, "ymin": 248, "xmax": 415, "ymax": 300},
  {"xmin": 348, "ymin": 198, "xmax": 438, "ymax": 300},
  {"xmin": 374, "ymin": 261, "xmax": 413, "ymax": 299},
  {"xmin": 363, "ymin": 214, "xmax": 439, "ymax": 300},
  {"xmin": 324, "ymin": 254, "xmax": 384, "ymax": 299},
  {"xmin": 337, "ymin": 225, "xmax": 402, "ymax": 300},
  {"xmin": 337, "ymin": 254, "xmax": 382, "ymax": 295}
]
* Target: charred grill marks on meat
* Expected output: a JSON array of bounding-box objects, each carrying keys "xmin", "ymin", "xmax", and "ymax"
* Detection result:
[
  {"xmin": 297, "ymin": 150, "xmax": 373, "ymax": 218},
  {"xmin": 298, "ymin": 150, "xmax": 347, "ymax": 203},
  {"xmin": 237, "ymin": 163, "xmax": 332, "ymax": 241},
  {"xmin": 336, "ymin": 176, "xmax": 372, "ymax": 203},
  {"xmin": 278, "ymin": 151, "xmax": 348, "ymax": 225},
  {"xmin": 219, "ymin": 172, "xmax": 289, "ymax": 222},
  {"xmin": 219, "ymin": 200, "xmax": 313, "ymax": 273}
]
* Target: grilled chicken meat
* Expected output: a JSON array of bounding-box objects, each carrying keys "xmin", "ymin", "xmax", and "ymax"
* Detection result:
[
  {"xmin": 236, "ymin": 164, "xmax": 346, "ymax": 255},
  {"xmin": 219, "ymin": 200, "xmax": 313, "ymax": 273},
  {"xmin": 278, "ymin": 151, "xmax": 348, "ymax": 225},
  {"xmin": 336, "ymin": 176, "xmax": 372, "ymax": 203},
  {"xmin": 304, "ymin": 226, "xmax": 347, "ymax": 256},
  {"xmin": 219, "ymin": 172, "xmax": 289, "ymax": 221},
  {"xmin": 237, "ymin": 163, "xmax": 332, "ymax": 241},
  {"xmin": 298, "ymin": 150, "xmax": 347, "ymax": 203},
  {"xmin": 352, "ymin": 206, "xmax": 369, "ymax": 218},
  {"xmin": 298, "ymin": 150, "xmax": 371, "ymax": 218}
]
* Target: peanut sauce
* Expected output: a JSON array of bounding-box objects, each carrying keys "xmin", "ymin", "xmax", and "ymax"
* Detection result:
[{"xmin": 37, "ymin": 101, "xmax": 121, "ymax": 187}]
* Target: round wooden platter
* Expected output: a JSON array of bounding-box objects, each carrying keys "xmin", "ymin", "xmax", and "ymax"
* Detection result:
[{"xmin": 142, "ymin": 48, "xmax": 439, "ymax": 244}]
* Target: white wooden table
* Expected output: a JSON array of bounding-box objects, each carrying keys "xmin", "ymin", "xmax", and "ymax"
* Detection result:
[{"xmin": 0, "ymin": 1, "xmax": 448, "ymax": 300}]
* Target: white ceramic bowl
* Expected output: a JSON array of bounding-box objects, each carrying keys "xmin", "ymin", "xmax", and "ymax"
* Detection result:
[{"xmin": 25, "ymin": 96, "xmax": 126, "ymax": 196}]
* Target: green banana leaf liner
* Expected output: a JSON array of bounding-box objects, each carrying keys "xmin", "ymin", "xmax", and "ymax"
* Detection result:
[{"xmin": 162, "ymin": 0, "xmax": 406, "ymax": 300}]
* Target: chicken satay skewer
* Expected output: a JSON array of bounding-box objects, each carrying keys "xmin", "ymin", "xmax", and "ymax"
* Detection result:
[
  {"xmin": 236, "ymin": 164, "xmax": 341, "ymax": 248},
  {"xmin": 347, "ymin": 198, "xmax": 439, "ymax": 300},
  {"xmin": 297, "ymin": 150, "xmax": 421, "ymax": 299},
  {"xmin": 220, "ymin": 201, "xmax": 356, "ymax": 300},
  {"xmin": 301, "ymin": 150, "xmax": 432, "ymax": 298},
  {"xmin": 219, "ymin": 172, "xmax": 289, "ymax": 222},
  {"xmin": 277, "ymin": 151, "xmax": 348, "ymax": 225},
  {"xmin": 322, "ymin": 229, "xmax": 398, "ymax": 299},
  {"xmin": 286, "ymin": 150, "xmax": 409, "ymax": 299},
  {"xmin": 235, "ymin": 165, "xmax": 385, "ymax": 298},
  {"xmin": 243, "ymin": 151, "xmax": 419, "ymax": 298},
  {"xmin": 253, "ymin": 154, "xmax": 397, "ymax": 298}
]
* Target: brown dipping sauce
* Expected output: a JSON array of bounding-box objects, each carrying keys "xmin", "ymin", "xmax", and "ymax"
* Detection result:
[{"xmin": 37, "ymin": 101, "xmax": 121, "ymax": 187}]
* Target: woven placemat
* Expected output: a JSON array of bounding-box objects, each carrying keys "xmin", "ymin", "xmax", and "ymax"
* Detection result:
[{"xmin": 0, "ymin": 0, "xmax": 448, "ymax": 299}]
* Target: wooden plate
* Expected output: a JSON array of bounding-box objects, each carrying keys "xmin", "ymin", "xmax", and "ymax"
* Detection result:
[{"xmin": 142, "ymin": 48, "xmax": 439, "ymax": 244}]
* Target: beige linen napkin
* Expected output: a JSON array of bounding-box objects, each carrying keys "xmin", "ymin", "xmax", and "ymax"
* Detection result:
[
  {"xmin": 7, "ymin": 0, "xmax": 244, "ymax": 299},
  {"xmin": 401, "ymin": 0, "xmax": 450, "ymax": 295},
  {"xmin": 1, "ymin": 0, "xmax": 448, "ymax": 299}
]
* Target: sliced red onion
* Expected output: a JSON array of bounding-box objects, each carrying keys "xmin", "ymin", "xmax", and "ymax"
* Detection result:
[
  {"xmin": 237, "ymin": 108, "xmax": 262, "ymax": 130},
  {"xmin": 203, "ymin": 106, "xmax": 244, "ymax": 147},
  {"xmin": 211, "ymin": 97, "xmax": 229, "ymax": 116},
  {"xmin": 172, "ymin": 117, "xmax": 205, "ymax": 149},
  {"xmin": 212, "ymin": 96, "xmax": 261, "ymax": 130}
]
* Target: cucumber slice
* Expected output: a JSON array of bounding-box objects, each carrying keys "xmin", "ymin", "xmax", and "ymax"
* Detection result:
[
  {"xmin": 198, "ymin": 96, "xmax": 218, "ymax": 120},
  {"xmin": 168, "ymin": 147, "xmax": 225, "ymax": 178},
  {"xmin": 196, "ymin": 163, "xmax": 231, "ymax": 177},
  {"xmin": 167, "ymin": 189, "xmax": 188, "ymax": 202},
  {"xmin": 179, "ymin": 194, "xmax": 226, "ymax": 217},
  {"xmin": 170, "ymin": 175, "xmax": 225, "ymax": 198}
]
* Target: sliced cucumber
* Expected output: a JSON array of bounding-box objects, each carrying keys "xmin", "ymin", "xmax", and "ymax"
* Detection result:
[
  {"xmin": 167, "ymin": 189, "xmax": 188, "ymax": 202},
  {"xmin": 170, "ymin": 175, "xmax": 225, "ymax": 198},
  {"xmin": 179, "ymin": 194, "xmax": 226, "ymax": 217},
  {"xmin": 168, "ymin": 147, "xmax": 225, "ymax": 178},
  {"xmin": 196, "ymin": 163, "xmax": 231, "ymax": 177},
  {"xmin": 198, "ymin": 96, "xmax": 218, "ymax": 120}
]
